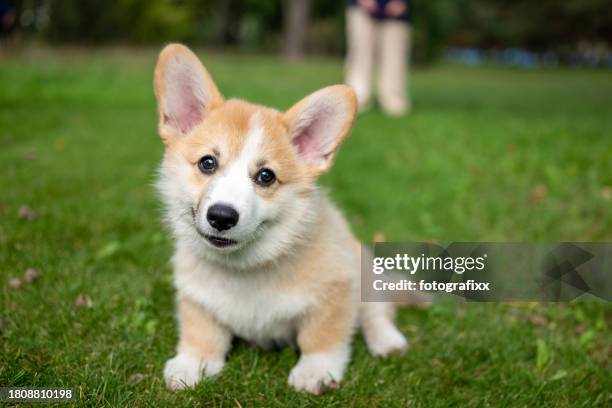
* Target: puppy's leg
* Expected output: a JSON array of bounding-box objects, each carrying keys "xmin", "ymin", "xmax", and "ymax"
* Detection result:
[
  {"xmin": 289, "ymin": 282, "xmax": 356, "ymax": 395},
  {"xmin": 164, "ymin": 296, "xmax": 232, "ymax": 390},
  {"xmin": 360, "ymin": 302, "xmax": 408, "ymax": 357}
]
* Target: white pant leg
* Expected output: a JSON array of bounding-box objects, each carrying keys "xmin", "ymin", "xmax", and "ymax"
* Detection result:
[
  {"xmin": 345, "ymin": 7, "xmax": 377, "ymax": 110},
  {"xmin": 377, "ymin": 20, "xmax": 410, "ymax": 115}
]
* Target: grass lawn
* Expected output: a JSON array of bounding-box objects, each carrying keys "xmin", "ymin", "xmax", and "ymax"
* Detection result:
[{"xmin": 1, "ymin": 47, "xmax": 611, "ymax": 407}]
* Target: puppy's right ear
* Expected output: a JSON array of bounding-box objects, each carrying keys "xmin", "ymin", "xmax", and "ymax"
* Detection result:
[{"xmin": 154, "ymin": 44, "xmax": 223, "ymax": 142}]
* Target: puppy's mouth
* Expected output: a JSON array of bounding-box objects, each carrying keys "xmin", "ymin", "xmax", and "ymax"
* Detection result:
[
  {"xmin": 194, "ymin": 226, "xmax": 239, "ymax": 248},
  {"xmin": 203, "ymin": 234, "xmax": 238, "ymax": 248}
]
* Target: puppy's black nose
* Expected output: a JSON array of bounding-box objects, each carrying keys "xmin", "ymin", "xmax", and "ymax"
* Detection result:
[{"xmin": 206, "ymin": 204, "xmax": 239, "ymax": 232}]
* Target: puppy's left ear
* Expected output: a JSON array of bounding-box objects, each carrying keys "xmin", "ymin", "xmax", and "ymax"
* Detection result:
[{"xmin": 282, "ymin": 85, "xmax": 356, "ymax": 174}]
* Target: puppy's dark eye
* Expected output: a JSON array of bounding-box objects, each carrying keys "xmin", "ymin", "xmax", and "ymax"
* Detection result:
[
  {"xmin": 255, "ymin": 168, "xmax": 276, "ymax": 187},
  {"xmin": 198, "ymin": 155, "xmax": 217, "ymax": 174}
]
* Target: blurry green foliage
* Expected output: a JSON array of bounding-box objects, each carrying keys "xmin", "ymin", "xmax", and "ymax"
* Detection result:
[
  {"xmin": 13, "ymin": 0, "xmax": 612, "ymax": 61},
  {"xmin": 44, "ymin": 0, "xmax": 212, "ymax": 43}
]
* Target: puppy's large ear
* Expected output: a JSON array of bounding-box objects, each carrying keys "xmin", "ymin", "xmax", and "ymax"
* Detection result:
[
  {"xmin": 154, "ymin": 44, "xmax": 223, "ymax": 142},
  {"xmin": 282, "ymin": 85, "xmax": 356, "ymax": 174}
]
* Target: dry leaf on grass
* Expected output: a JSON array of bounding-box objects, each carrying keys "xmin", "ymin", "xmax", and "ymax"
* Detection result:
[
  {"xmin": 75, "ymin": 293, "xmax": 94, "ymax": 308},
  {"xmin": 17, "ymin": 205, "xmax": 37, "ymax": 220},
  {"xmin": 373, "ymin": 232, "xmax": 386, "ymax": 243},
  {"xmin": 527, "ymin": 314, "xmax": 547, "ymax": 327},
  {"xmin": 529, "ymin": 184, "xmax": 547, "ymax": 204},
  {"xmin": 24, "ymin": 268, "xmax": 40, "ymax": 283},
  {"xmin": 575, "ymin": 324, "xmax": 586, "ymax": 334},
  {"xmin": 8, "ymin": 277, "xmax": 22, "ymax": 289},
  {"xmin": 128, "ymin": 373, "xmax": 147, "ymax": 386}
]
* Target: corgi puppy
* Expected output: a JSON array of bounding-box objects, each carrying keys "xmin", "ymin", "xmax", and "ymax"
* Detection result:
[{"xmin": 154, "ymin": 44, "xmax": 408, "ymax": 395}]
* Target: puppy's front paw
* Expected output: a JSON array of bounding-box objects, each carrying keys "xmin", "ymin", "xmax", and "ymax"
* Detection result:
[
  {"xmin": 367, "ymin": 325, "xmax": 408, "ymax": 357},
  {"xmin": 288, "ymin": 349, "xmax": 348, "ymax": 395},
  {"xmin": 163, "ymin": 353, "xmax": 224, "ymax": 390}
]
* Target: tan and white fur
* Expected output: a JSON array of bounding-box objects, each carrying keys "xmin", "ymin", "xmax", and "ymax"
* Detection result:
[{"xmin": 154, "ymin": 44, "xmax": 408, "ymax": 395}]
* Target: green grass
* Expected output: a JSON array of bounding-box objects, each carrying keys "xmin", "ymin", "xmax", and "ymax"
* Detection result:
[{"xmin": 1, "ymin": 47, "xmax": 611, "ymax": 407}]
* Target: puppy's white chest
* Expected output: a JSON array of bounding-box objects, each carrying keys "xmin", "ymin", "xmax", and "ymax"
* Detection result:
[{"xmin": 175, "ymin": 265, "xmax": 311, "ymax": 346}]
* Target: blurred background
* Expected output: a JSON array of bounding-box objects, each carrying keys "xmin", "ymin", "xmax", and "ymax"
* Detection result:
[
  {"xmin": 2, "ymin": 0, "xmax": 612, "ymax": 67},
  {"xmin": 1, "ymin": 1, "xmax": 611, "ymax": 406}
]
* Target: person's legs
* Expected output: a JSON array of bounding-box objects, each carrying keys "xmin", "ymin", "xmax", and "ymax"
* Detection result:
[
  {"xmin": 377, "ymin": 20, "xmax": 411, "ymax": 116},
  {"xmin": 345, "ymin": 7, "xmax": 376, "ymax": 111}
]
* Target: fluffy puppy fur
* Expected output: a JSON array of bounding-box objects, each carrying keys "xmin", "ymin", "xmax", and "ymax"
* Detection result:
[{"xmin": 154, "ymin": 44, "xmax": 408, "ymax": 395}]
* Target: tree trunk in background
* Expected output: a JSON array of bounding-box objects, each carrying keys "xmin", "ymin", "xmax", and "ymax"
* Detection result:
[
  {"xmin": 283, "ymin": 0, "xmax": 311, "ymax": 61},
  {"xmin": 214, "ymin": 0, "xmax": 243, "ymax": 47}
]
